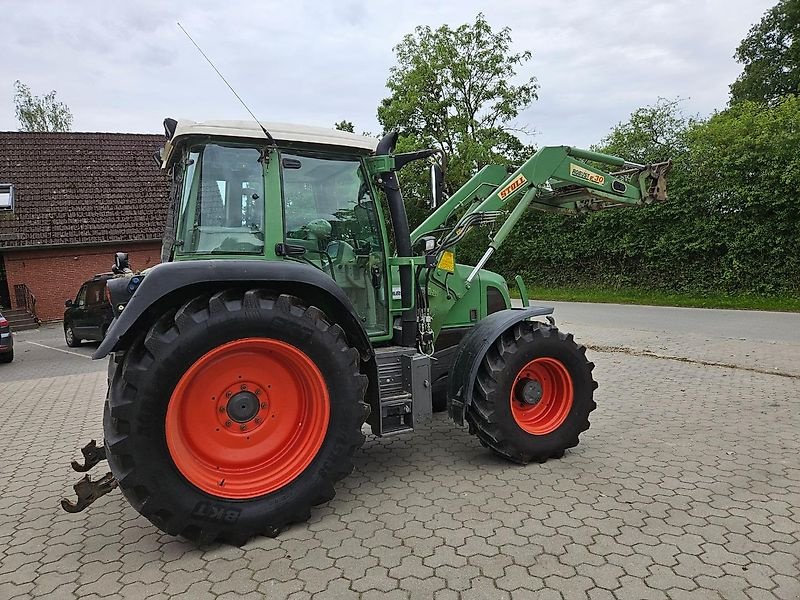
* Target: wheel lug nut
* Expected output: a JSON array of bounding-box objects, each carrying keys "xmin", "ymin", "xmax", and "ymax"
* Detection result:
[
  {"xmin": 255, "ymin": 389, "xmax": 261, "ymax": 396},
  {"xmin": 241, "ymin": 384, "xmax": 247, "ymax": 390},
  {"xmin": 254, "ymin": 417, "xmax": 262, "ymax": 424},
  {"xmin": 224, "ymin": 420, "xmax": 232, "ymax": 427},
  {"xmin": 218, "ymin": 406, "xmax": 225, "ymax": 413},
  {"xmin": 239, "ymin": 424, "xmax": 247, "ymax": 431},
  {"xmin": 260, "ymin": 402, "xmax": 267, "ymax": 409},
  {"xmin": 226, "ymin": 391, "xmax": 232, "ymax": 398}
]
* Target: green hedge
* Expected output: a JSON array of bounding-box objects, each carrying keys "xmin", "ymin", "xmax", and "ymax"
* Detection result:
[{"xmin": 459, "ymin": 97, "xmax": 800, "ymax": 297}]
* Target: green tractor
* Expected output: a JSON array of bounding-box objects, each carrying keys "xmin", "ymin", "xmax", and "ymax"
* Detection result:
[{"xmin": 62, "ymin": 118, "xmax": 670, "ymax": 544}]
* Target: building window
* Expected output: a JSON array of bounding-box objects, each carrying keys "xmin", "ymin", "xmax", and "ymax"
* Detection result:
[{"xmin": 0, "ymin": 184, "xmax": 13, "ymax": 211}]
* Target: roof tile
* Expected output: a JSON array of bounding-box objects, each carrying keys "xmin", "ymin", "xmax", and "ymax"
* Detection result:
[{"xmin": 0, "ymin": 132, "xmax": 168, "ymax": 248}]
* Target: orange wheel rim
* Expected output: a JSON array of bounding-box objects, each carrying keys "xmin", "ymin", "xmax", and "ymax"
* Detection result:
[
  {"xmin": 165, "ymin": 338, "xmax": 329, "ymax": 499},
  {"xmin": 510, "ymin": 357, "xmax": 573, "ymax": 435}
]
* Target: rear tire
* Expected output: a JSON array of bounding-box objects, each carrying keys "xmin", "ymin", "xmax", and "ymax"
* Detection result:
[
  {"xmin": 104, "ymin": 289, "xmax": 368, "ymax": 545},
  {"xmin": 65, "ymin": 324, "xmax": 81, "ymax": 347},
  {"xmin": 466, "ymin": 321, "xmax": 597, "ymax": 464},
  {"xmin": 0, "ymin": 349, "xmax": 12, "ymax": 363}
]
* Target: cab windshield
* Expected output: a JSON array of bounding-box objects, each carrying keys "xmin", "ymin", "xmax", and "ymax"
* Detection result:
[{"xmin": 177, "ymin": 143, "xmax": 265, "ymax": 255}]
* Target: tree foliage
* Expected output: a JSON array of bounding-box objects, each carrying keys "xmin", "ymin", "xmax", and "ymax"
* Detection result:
[
  {"xmin": 13, "ymin": 80, "xmax": 73, "ymax": 132},
  {"xmin": 730, "ymin": 0, "xmax": 800, "ymax": 104},
  {"xmin": 491, "ymin": 97, "xmax": 800, "ymax": 296},
  {"xmin": 594, "ymin": 98, "xmax": 694, "ymax": 164},
  {"xmin": 333, "ymin": 120, "xmax": 355, "ymax": 133},
  {"xmin": 378, "ymin": 13, "xmax": 537, "ymax": 227}
]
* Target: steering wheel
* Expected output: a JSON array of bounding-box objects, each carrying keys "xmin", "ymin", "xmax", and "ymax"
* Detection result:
[{"xmin": 213, "ymin": 238, "xmax": 263, "ymax": 253}]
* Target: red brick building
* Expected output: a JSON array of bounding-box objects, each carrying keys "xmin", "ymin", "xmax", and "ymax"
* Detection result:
[{"xmin": 0, "ymin": 132, "xmax": 168, "ymax": 321}]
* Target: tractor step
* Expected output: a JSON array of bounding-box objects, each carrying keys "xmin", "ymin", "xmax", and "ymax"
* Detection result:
[
  {"xmin": 372, "ymin": 347, "xmax": 432, "ymax": 436},
  {"xmin": 379, "ymin": 393, "xmax": 414, "ymax": 435}
]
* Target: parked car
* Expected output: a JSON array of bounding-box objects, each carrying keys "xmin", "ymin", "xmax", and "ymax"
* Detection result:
[
  {"xmin": 64, "ymin": 274, "xmax": 114, "ymax": 347},
  {"xmin": 0, "ymin": 310, "xmax": 13, "ymax": 363}
]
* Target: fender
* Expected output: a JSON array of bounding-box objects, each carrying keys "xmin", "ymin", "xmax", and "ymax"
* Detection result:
[
  {"xmin": 446, "ymin": 306, "xmax": 554, "ymax": 425},
  {"xmin": 93, "ymin": 259, "xmax": 373, "ymax": 360}
]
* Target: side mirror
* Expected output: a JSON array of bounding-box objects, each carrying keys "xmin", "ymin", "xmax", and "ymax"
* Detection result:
[
  {"xmin": 430, "ymin": 163, "xmax": 444, "ymax": 209},
  {"xmin": 113, "ymin": 252, "xmax": 131, "ymax": 274},
  {"xmin": 64, "ymin": 299, "xmax": 73, "ymax": 308}
]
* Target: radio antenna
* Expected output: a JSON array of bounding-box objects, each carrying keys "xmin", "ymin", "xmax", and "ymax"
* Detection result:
[{"xmin": 177, "ymin": 22, "xmax": 276, "ymax": 146}]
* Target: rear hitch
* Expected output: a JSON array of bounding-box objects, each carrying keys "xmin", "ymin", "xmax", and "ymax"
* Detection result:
[
  {"xmin": 61, "ymin": 472, "xmax": 118, "ymax": 513},
  {"xmin": 61, "ymin": 439, "xmax": 118, "ymax": 513},
  {"xmin": 70, "ymin": 439, "xmax": 107, "ymax": 472}
]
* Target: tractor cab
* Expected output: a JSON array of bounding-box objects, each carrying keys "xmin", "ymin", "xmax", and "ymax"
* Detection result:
[{"xmin": 159, "ymin": 119, "xmax": 392, "ymax": 337}]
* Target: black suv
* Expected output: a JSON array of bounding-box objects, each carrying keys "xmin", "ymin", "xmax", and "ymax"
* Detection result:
[{"xmin": 64, "ymin": 274, "xmax": 114, "ymax": 347}]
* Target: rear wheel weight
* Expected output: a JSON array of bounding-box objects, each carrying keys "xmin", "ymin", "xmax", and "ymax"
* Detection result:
[
  {"xmin": 103, "ymin": 289, "xmax": 368, "ymax": 545},
  {"xmin": 466, "ymin": 322, "xmax": 596, "ymax": 464}
]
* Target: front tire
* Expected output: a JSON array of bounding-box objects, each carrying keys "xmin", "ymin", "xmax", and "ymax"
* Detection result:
[
  {"xmin": 65, "ymin": 323, "xmax": 81, "ymax": 347},
  {"xmin": 104, "ymin": 290, "xmax": 368, "ymax": 545},
  {"xmin": 466, "ymin": 321, "xmax": 597, "ymax": 464}
]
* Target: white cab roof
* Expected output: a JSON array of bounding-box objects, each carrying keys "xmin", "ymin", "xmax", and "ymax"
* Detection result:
[{"xmin": 169, "ymin": 119, "xmax": 377, "ymax": 151}]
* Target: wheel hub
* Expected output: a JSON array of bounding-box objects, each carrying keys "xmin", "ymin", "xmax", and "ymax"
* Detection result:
[
  {"xmin": 509, "ymin": 357, "xmax": 574, "ymax": 435},
  {"xmin": 226, "ymin": 391, "xmax": 259, "ymax": 423},
  {"xmin": 516, "ymin": 379, "xmax": 543, "ymax": 406}
]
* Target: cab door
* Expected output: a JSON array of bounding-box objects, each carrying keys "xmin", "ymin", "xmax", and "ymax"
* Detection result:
[{"xmin": 279, "ymin": 151, "xmax": 390, "ymax": 337}]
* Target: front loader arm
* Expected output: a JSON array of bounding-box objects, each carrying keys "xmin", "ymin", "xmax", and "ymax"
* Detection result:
[
  {"xmin": 411, "ymin": 164, "xmax": 509, "ymax": 244},
  {"xmin": 470, "ymin": 146, "xmax": 669, "ymax": 216},
  {"xmin": 413, "ymin": 146, "xmax": 670, "ymax": 276}
]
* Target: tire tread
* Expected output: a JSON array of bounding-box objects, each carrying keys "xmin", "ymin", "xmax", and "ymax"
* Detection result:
[{"xmin": 104, "ymin": 289, "xmax": 368, "ymax": 545}]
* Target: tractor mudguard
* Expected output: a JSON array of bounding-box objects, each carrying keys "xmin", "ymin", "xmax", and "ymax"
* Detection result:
[
  {"xmin": 93, "ymin": 259, "xmax": 373, "ymax": 360},
  {"xmin": 446, "ymin": 306, "xmax": 554, "ymax": 425}
]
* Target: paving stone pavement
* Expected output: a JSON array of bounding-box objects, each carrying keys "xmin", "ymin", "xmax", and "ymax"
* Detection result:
[{"xmin": 0, "ymin": 322, "xmax": 799, "ymax": 599}]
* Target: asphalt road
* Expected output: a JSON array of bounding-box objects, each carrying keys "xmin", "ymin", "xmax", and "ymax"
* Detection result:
[
  {"xmin": 0, "ymin": 323, "xmax": 101, "ymax": 382},
  {"xmin": 536, "ymin": 301, "xmax": 800, "ymax": 345},
  {"xmin": 519, "ymin": 300, "xmax": 800, "ymax": 378}
]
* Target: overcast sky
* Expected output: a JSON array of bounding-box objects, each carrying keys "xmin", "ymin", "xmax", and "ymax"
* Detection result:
[{"xmin": 0, "ymin": 0, "xmax": 775, "ymax": 148}]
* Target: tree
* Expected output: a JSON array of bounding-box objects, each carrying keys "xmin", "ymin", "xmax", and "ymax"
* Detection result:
[
  {"xmin": 378, "ymin": 12, "xmax": 538, "ymax": 210},
  {"xmin": 334, "ymin": 120, "xmax": 355, "ymax": 133},
  {"xmin": 730, "ymin": 0, "xmax": 800, "ymax": 104},
  {"xmin": 595, "ymin": 98, "xmax": 694, "ymax": 164},
  {"xmin": 13, "ymin": 80, "xmax": 73, "ymax": 132}
]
